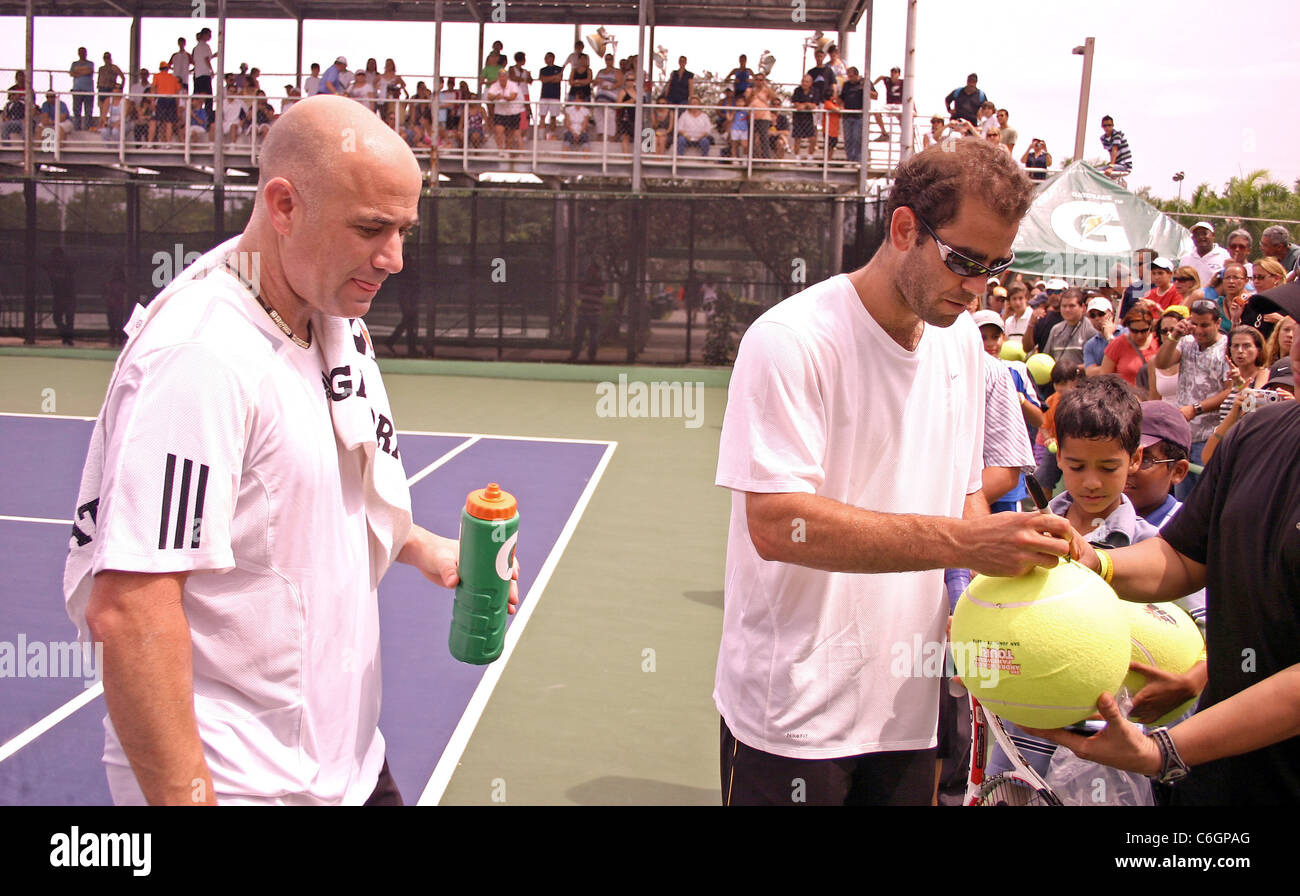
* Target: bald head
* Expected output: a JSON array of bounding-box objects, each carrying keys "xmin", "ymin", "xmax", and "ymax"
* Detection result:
[
  {"xmin": 257, "ymin": 94, "xmax": 420, "ymax": 212},
  {"xmin": 241, "ymin": 94, "xmax": 423, "ymax": 330}
]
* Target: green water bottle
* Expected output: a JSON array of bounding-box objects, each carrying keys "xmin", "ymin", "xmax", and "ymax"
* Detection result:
[{"xmin": 449, "ymin": 483, "xmax": 519, "ymax": 665}]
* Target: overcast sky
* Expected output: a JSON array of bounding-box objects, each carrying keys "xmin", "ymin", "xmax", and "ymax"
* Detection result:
[{"xmin": 4, "ymin": 0, "xmax": 1297, "ymax": 201}]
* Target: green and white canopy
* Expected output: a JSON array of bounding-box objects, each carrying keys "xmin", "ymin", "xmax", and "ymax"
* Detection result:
[{"xmin": 1011, "ymin": 162, "xmax": 1192, "ymax": 284}]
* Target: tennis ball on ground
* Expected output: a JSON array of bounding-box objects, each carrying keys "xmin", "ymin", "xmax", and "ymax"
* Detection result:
[
  {"xmin": 999, "ymin": 341, "xmax": 1027, "ymax": 362},
  {"xmin": 1121, "ymin": 601, "xmax": 1205, "ymax": 725},
  {"xmin": 951, "ymin": 559, "xmax": 1130, "ymax": 729},
  {"xmin": 1026, "ymin": 352, "xmax": 1055, "ymax": 385}
]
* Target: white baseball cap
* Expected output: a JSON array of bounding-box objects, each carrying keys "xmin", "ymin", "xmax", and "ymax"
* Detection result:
[
  {"xmin": 1086, "ymin": 296, "xmax": 1112, "ymax": 314},
  {"xmin": 1045, "ymin": 278, "xmax": 1069, "ymax": 291},
  {"xmin": 1191, "ymin": 221, "xmax": 1214, "ymax": 233},
  {"xmin": 971, "ymin": 310, "xmax": 1004, "ymax": 332}
]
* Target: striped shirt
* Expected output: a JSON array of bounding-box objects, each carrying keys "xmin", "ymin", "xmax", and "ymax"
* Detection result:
[{"xmin": 1100, "ymin": 128, "xmax": 1131, "ymax": 172}]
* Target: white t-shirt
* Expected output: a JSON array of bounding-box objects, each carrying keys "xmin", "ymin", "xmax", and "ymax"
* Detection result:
[
  {"xmin": 487, "ymin": 80, "xmax": 524, "ymax": 116},
  {"xmin": 349, "ymin": 81, "xmax": 377, "ymax": 110},
  {"xmin": 1180, "ymin": 245, "xmax": 1231, "ymax": 289},
  {"xmin": 192, "ymin": 42, "xmax": 213, "ymax": 78},
  {"xmin": 304, "ymin": 74, "xmax": 321, "ymax": 96},
  {"xmin": 67, "ymin": 267, "xmax": 386, "ymax": 805},
  {"xmin": 714, "ymin": 274, "xmax": 985, "ymax": 759},
  {"xmin": 1003, "ymin": 306, "xmax": 1033, "ymax": 339},
  {"xmin": 169, "ymin": 50, "xmax": 191, "ymax": 79}
]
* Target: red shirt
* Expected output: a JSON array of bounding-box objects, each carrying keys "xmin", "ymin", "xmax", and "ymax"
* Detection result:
[
  {"xmin": 1144, "ymin": 284, "xmax": 1181, "ymax": 310},
  {"xmin": 1103, "ymin": 332, "xmax": 1160, "ymax": 386}
]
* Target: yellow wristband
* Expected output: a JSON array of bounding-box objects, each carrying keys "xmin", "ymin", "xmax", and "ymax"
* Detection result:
[{"xmin": 1095, "ymin": 548, "xmax": 1114, "ymax": 584}]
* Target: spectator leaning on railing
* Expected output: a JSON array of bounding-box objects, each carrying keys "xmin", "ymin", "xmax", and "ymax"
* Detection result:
[{"xmin": 840, "ymin": 68, "xmax": 864, "ymax": 161}]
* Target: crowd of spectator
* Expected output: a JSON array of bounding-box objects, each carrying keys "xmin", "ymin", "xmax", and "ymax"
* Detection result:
[
  {"xmin": 976, "ymin": 221, "xmax": 1299, "ymax": 506},
  {"xmin": 4, "ymin": 32, "xmax": 1143, "ymax": 187}
]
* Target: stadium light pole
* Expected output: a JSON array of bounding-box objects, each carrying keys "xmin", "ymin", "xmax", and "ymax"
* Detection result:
[
  {"xmin": 1071, "ymin": 38, "xmax": 1095, "ymax": 165},
  {"xmin": 897, "ymin": 0, "xmax": 917, "ymax": 167}
]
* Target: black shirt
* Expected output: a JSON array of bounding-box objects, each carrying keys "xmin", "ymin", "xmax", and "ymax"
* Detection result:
[
  {"xmin": 539, "ymin": 64, "xmax": 563, "ymax": 100},
  {"xmin": 1240, "ymin": 294, "xmax": 1281, "ymax": 340},
  {"xmin": 840, "ymin": 80, "xmax": 864, "ymax": 111},
  {"xmin": 1032, "ymin": 309, "xmax": 1062, "ymax": 353},
  {"xmin": 806, "ymin": 65, "xmax": 835, "ymax": 103},
  {"xmin": 1162, "ymin": 401, "xmax": 1300, "ymax": 804},
  {"xmin": 667, "ymin": 69, "xmax": 693, "ymax": 105}
]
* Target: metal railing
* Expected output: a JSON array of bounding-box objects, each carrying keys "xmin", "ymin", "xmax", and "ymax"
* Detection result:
[{"xmin": 5, "ymin": 86, "xmax": 1075, "ymax": 185}]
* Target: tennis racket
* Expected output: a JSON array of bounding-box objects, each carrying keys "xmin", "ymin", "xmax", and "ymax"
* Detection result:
[{"xmin": 965, "ymin": 693, "xmax": 1062, "ymax": 805}]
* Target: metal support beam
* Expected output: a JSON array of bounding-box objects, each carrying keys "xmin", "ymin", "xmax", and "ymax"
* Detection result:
[
  {"xmin": 432, "ymin": 0, "xmax": 443, "ymax": 189},
  {"xmin": 857, "ymin": 0, "xmax": 873, "ymax": 196},
  {"xmin": 213, "ymin": 0, "xmax": 227, "ymax": 236},
  {"xmin": 899, "ymin": 0, "xmax": 917, "ymax": 167},
  {"xmin": 476, "ymin": 22, "xmax": 485, "ymax": 95},
  {"xmin": 23, "ymin": 180, "xmax": 35, "ymax": 344},
  {"xmin": 22, "ymin": 0, "xmax": 33, "ymax": 179},
  {"xmin": 631, "ymin": 0, "xmax": 648, "ymax": 193},
  {"xmin": 294, "ymin": 17, "xmax": 304, "ymax": 91},
  {"xmin": 830, "ymin": 199, "xmax": 845, "ymax": 273},
  {"xmin": 128, "ymin": 13, "xmax": 141, "ymax": 87},
  {"xmin": 1072, "ymin": 37, "xmax": 1095, "ymax": 165}
]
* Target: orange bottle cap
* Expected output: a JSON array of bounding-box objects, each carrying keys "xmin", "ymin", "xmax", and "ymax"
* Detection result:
[{"xmin": 465, "ymin": 482, "xmax": 518, "ymax": 520}]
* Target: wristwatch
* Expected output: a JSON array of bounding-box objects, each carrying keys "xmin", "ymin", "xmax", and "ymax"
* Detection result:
[
  {"xmin": 1192, "ymin": 402, "xmax": 1203, "ymax": 417},
  {"xmin": 1148, "ymin": 727, "xmax": 1190, "ymax": 784}
]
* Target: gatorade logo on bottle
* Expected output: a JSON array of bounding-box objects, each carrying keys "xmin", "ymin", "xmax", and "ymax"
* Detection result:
[{"xmin": 495, "ymin": 532, "xmax": 518, "ymax": 582}]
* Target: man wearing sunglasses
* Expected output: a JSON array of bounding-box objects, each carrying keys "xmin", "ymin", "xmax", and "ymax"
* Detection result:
[{"xmin": 715, "ymin": 138, "xmax": 1077, "ymax": 806}]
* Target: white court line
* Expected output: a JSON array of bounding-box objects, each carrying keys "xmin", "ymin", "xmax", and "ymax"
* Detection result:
[
  {"xmin": 0, "ymin": 514, "xmax": 72, "ymax": 526},
  {"xmin": 0, "ymin": 682, "xmax": 103, "ymax": 765},
  {"xmin": 0, "ymin": 412, "xmax": 96, "ymax": 421},
  {"xmin": 0, "ymin": 411, "xmax": 614, "ymax": 447},
  {"xmin": 418, "ymin": 439, "xmax": 619, "ymax": 806},
  {"xmin": 406, "ymin": 436, "xmax": 480, "ymax": 487},
  {"xmin": 398, "ymin": 427, "xmax": 616, "ymax": 447}
]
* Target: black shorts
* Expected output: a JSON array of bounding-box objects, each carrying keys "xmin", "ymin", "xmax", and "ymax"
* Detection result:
[
  {"xmin": 153, "ymin": 97, "xmax": 177, "ymax": 122},
  {"xmin": 493, "ymin": 113, "xmax": 520, "ymax": 130},
  {"xmin": 792, "ymin": 114, "xmax": 815, "ymax": 138},
  {"xmin": 719, "ymin": 717, "xmax": 937, "ymax": 806}
]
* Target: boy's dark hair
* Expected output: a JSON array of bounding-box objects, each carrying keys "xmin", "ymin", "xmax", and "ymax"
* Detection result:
[
  {"xmin": 1055, "ymin": 374, "xmax": 1142, "ymax": 455},
  {"xmin": 1146, "ymin": 438, "xmax": 1188, "ymax": 464},
  {"xmin": 1050, "ymin": 357, "xmax": 1084, "ymax": 386}
]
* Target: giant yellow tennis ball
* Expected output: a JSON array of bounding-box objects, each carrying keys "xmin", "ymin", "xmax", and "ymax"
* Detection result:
[
  {"xmin": 1026, "ymin": 352, "xmax": 1055, "ymax": 385},
  {"xmin": 1121, "ymin": 601, "xmax": 1205, "ymax": 725},
  {"xmin": 999, "ymin": 341, "xmax": 1027, "ymax": 363},
  {"xmin": 951, "ymin": 559, "xmax": 1130, "ymax": 728}
]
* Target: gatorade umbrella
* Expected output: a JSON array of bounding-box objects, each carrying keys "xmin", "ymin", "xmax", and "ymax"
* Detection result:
[{"xmin": 1011, "ymin": 161, "xmax": 1192, "ymax": 284}]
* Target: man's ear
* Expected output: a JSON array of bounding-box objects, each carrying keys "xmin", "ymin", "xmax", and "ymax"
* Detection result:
[
  {"xmin": 1168, "ymin": 459, "xmax": 1191, "ymax": 486},
  {"xmin": 889, "ymin": 206, "xmax": 920, "ymax": 253}
]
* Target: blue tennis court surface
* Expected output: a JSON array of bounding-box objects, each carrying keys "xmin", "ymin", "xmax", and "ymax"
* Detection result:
[{"xmin": 0, "ymin": 413, "xmax": 615, "ymax": 805}]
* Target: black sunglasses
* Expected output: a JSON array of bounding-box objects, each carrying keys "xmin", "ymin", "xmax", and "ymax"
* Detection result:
[
  {"xmin": 913, "ymin": 212, "xmax": 1015, "ymax": 278},
  {"xmin": 1138, "ymin": 456, "xmax": 1178, "ymax": 471}
]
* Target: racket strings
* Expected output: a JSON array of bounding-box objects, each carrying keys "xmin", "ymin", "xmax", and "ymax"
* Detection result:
[{"xmin": 974, "ymin": 775, "xmax": 1062, "ymax": 806}]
